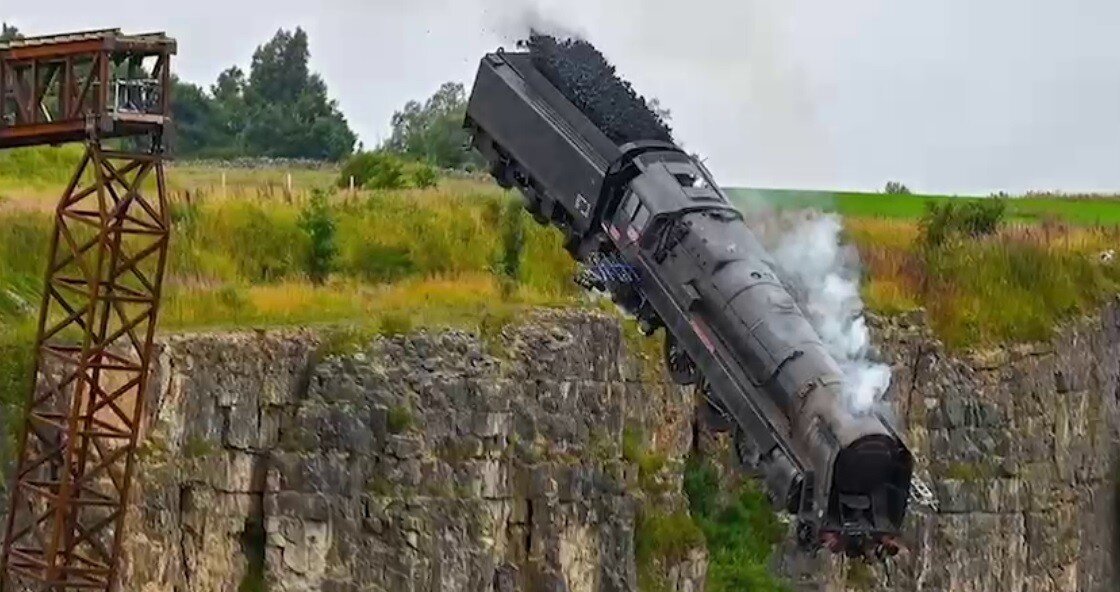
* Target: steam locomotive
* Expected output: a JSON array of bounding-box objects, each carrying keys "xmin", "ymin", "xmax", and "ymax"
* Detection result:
[{"xmin": 464, "ymin": 41, "xmax": 913, "ymax": 558}]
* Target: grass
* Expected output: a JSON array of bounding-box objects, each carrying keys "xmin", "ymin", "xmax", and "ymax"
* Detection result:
[
  {"xmin": 0, "ymin": 158, "xmax": 581, "ymax": 485},
  {"xmin": 386, "ymin": 405, "xmax": 414, "ymax": 435},
  {"xmin": 683, "ymin": 455, "xmax": 789, "ymax": 592},
  {"xmin": 848, "ymin": 218, "xmax": 1120, "ymax": 347},
  {"xmin": 621, "ymin": 425, "xmax": 670, "ymax": 494},
  {"xmin": 635, "ymin": 509, "xmax": 706, "ymax": 592},
  {"xmin": 3, "ymin": 149, "xmax": 1120, "ymax": 473},
  {"xmin": 729, "ymin": 187, "xmax": 1120, "ymax": 226}
]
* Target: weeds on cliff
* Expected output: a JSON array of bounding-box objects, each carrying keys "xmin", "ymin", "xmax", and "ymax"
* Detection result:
[
  {"xmin": 938, "ymin": 460, "xmax": 1004, "ymax": 482},
  {"xmin": 183, "ymin": 435, "xmax": 218, "ymax": 459},
  {"xmin": 386, "ymin": 405, "xmax": 414, "ymax": 434},
  {"xmin": 477, "ymin": 307, "xmax": 516, "ymax": 357},
  {"xmin": 498, "ymin": 196, "xmax": 526, "ymax": 282},
  {"xmin": 845, "ymin": 561, "xmax": 876, "ymax": 591},
  {"xmin": 683, "ymin": 455, "xmax": 788, "ymax": 592},
  {"xmin": 622, "ymin": 425, "xmax": 671, "ymax": 494},
  {"xmin": 1, "ymin": 178, "xmax": 580, "ymax": 337},
  {"xmin": 635, "ymin": 509, "xmax": 705, "ymax": 592},
  {"xmin": 618, "ymin": 322, "xmax": 665, "ymax": 383},
  {"xmin": 378, "ymin": 310, "xmax": 415, "ymax": 336}
]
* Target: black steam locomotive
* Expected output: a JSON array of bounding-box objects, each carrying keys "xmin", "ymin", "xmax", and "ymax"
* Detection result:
[{"xmin": 464, "ymin": 38, "xmax": 913, "ymax": 558}]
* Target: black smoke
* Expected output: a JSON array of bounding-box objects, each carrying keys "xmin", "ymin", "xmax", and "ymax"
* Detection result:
[{"xmin": 521, "ymin": 32, "xmax": 673, "ymax": 145}]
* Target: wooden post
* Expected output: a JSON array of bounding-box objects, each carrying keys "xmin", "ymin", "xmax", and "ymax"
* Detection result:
[{"xmin": 221, "ymin": 171, "xmax": 227, "ymax": 200}]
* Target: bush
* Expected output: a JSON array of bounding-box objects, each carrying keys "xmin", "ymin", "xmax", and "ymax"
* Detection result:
[
  {"xmin": 883, "ymin": 181, "xmax": 911, "ymax": 195},
  {"xmin": 411, "ymin": 164, "xmax": 438, "ymax": 189},
  {"xmin": 338, "ymin": 151, "xmax": 406, "ymax": 190},
  {"xmin": 683, "ymin": 455, "xmax": 788, "ymax": 592},
  {"xmin": 919, "ymin": 198, "xmax": 1006, "ymax": 247},
  {"xmin": 636, "ymin": 509, "xmax": 706, "ymax": 591},
  {"xmin": 299, "ymin": 190, "xmax": 338, "ymax": 285}
]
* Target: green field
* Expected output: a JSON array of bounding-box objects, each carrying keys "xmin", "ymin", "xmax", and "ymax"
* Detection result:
[{"xmin": 727, "ymin": 188, "xmax": 1120, "ymax": 226}]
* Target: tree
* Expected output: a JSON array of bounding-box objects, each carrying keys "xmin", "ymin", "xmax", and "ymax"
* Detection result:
[
  {"xmin": 239, "ymin": 28, "xmax": 355, "ymax": 160},
  {"xmin": 247, "ymin": 29, "xmax": 310, "ymax": 106},
  {"xmin": 0, "ymin": 23, "xmax": 21, "ymax": 42},
  {"xmin": 385, "ymin": 82, "xmax": 485, "ymax": 171},
  {"xmin": 884, "ymin": 181, "xmax": 911, "ymax": 195},
  {"xmin": 169, "ymin": 78, "xmax": 220, "ymax": 157},
  {"xmin": 299, "ymin": 190, "xmax": 337, "ymax": 285},
  {"xmin": 169, "ymin": 27, "xmax": 356, "ymax": 160}
]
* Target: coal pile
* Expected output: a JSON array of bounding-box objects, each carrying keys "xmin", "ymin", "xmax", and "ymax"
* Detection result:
[{"xmin": 522, "ymin": 32, "xmax": 673, "ymax": 146}]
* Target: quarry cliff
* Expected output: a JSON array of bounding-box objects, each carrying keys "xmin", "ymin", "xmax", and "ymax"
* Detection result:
[{"xmin": 2, "ymin": 303, "xmax": 1118, "ymax": 591}]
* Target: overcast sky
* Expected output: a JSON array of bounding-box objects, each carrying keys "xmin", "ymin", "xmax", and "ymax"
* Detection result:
[{"xmin": 7, "ymin": 0, "xmax": 1120, "ymax": 193}]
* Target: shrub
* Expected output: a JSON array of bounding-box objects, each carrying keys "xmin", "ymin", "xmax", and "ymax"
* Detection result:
[
  {"xmin": 635, "ymin": 509, "xmax": 705, "ymax": 591},
  {"xmin": 338, "ymin": 151, "xmax": 406, "ymax": 190},
  {"xmin": 919, "ymin": 198, "xmax": 1006, "ymax": 247},
  {"xmin": 411, "ymin": 164, "xmax": 438, "ymax": 189},
  {"xmin": 683, "ymin": 455, "xmax": 788, "ymax": 592},
  {"xmin": 299, "ymin": 190, "xmax": 338, "ymax": 285}
]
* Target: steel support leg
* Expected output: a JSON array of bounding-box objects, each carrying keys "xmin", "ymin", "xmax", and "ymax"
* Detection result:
[{"xmin": 1, "ymin": 137, "xmax": 170, "ymax": 592}]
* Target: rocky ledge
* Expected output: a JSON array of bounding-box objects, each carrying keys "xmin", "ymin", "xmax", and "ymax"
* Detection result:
[
  {"xmin": 119, "ymin": 310, "xmax": 702, "ymax": 592},
  {"xmin": 3, "ymin": 301, "xmax": 1118, "ymax": 591}
]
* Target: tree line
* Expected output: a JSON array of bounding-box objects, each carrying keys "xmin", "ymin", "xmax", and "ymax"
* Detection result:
[{"xmin": 2, "ymin": 22, "xmax": 482, "ymax": 171}]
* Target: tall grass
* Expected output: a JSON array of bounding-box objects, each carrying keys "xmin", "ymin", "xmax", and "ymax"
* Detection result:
[
  {"xmin": 728, "ymin": 188, "xmax": 1120, "ymax": 226},
  {"xmin": 0, "ymin": 145, "xmax": 86, "ymax": 192},
  {"xmin": 2, "ymin": 179, "xmax": 580, "ymax": 336},
  {"xmin": 850, "ymin": 218, "xmax": 1120, "ymax": 347}
]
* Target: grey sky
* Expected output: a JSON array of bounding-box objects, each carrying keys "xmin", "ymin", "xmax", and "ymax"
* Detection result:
[{"xmin": 7, "ymin": 0, "xmax": 1120, "ymax": 193}]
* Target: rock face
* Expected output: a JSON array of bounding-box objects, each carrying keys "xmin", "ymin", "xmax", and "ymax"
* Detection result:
[
  {"xmin": 116, "ymin": 311, "xmax": 704, "ymax": 592},
  {"xmin": 2, "ymin": 303, "xmax": 1118, "ymax": 591},
  {"xmin": 779, "ymin": 300, "xmax": 1120, "ymax": 592}
]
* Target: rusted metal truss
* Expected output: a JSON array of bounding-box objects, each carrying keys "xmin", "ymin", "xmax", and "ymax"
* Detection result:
[
  {"xmin": 1, "ymin": 29, "xmax": 175, "ymax": 592},
  {"xmin": 1, "ymin": 142, "xmax": 170, "ymax": 592},
  {"xmin": 0, "ymin": 29, "xmax": 176, "ymax": 149}
]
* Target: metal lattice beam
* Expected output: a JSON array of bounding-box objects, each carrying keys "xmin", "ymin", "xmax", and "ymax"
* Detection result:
[{"xmin": 1, "ymin": 142, "xmax": 170, "ymax": 592}]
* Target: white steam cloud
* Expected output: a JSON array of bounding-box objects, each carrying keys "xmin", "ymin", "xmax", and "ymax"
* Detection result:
[{"xmin": 760, "ymin": 211, "xmax": 890, "ymax": 414}]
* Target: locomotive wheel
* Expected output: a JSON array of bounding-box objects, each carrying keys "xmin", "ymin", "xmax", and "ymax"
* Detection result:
[{"xmin": 664, "ymin": 333, "xmax": 697, "ymax": 385}]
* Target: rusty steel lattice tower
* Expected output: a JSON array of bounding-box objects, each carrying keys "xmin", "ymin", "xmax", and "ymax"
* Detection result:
[{"xmin": 0, "ymin": 29, "xmax": 176, "ymax": 591}]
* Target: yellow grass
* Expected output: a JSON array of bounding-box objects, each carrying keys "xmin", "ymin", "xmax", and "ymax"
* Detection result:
[{"xmin": 162, "ymin": 273, "xmax": 579, "ymax": 334}]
